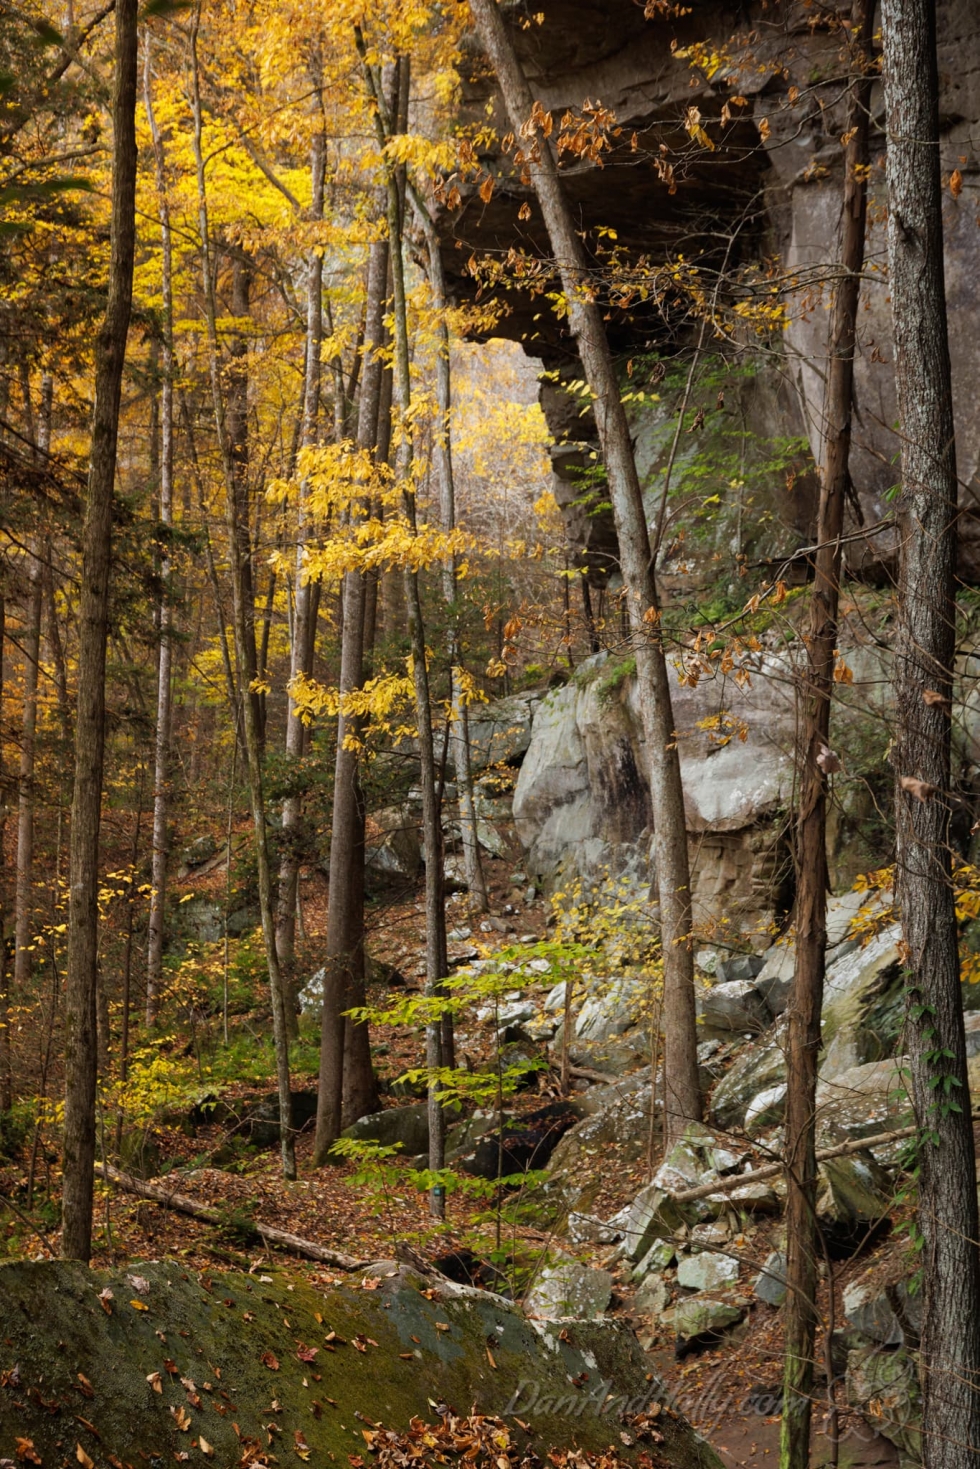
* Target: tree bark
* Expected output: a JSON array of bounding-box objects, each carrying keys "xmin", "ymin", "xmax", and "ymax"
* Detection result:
[
  {"xmin": 13, "ymin": 540, "xmax": 42, "ymax": 994},
  {"xmin": 467, "ymin": 0, "xmax": 700, "ymax": 1137},
  {"xmin": 61, "ymin": 0, "xmax": 139, "ymax": 1262},
  {"xmin": 0, "ymin": 590, "xmax": 10, "ymax": 1114},
  {"xmin": 144, "ymin": 42, "xmax": 175, "ymax": 1025},
  {"xmin": 313, "ymin": 226, "xmax": 390, "ymax": 1164},
  {"xmin": 190, "ymin": 10, "xmax": 294, "ymax": 1179},
  {"xmin": 780, "ymin": 11, "xmax": 874, "ymax": 1467},
  {"xmin": 882, "ymin": 1, "xmax": 980, "ymax": 1464},
  {"xmin": 410, "ymin": 186, "xmax": 489, "ymax": 915},
  {"xmin": 276, "ymin": 120, "xmax": 327, "ymax": 1025}
]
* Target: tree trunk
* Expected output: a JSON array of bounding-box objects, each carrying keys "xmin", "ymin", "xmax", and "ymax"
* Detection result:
[
  {"xmin": 0, "ymin": 590, "xmax": 10, "ymax": 1114},
  {"xmin": 410, "ymin": 188, "xmax": 489, "ymax": 915},
  {"xmin": 780, "ymin": 10, "xmax": 874, "ymax": 1465},
  {"xmin": 144, "ymin": 43, "xmax": 175, "ymax": 1025},
  {"xmin": 276, "ymin": 122, "xmax": 327, "ymax": 1021},
  {"xmin": 13, "ymin": 540, "xmax": 42, "ymax": 994},
  {"xmin": 467, "ymin": 0, "xmax": 700, "ymax": 1137},
  {"xmin": 313, "ymin": 228, "xmax": 390, "ymax": 1164},
  {"xmin": 190, "ymin": 14, "xmax": 294, "ymax": 1180},
  {"xmin": 61, "ymin": 0, "xmax": 139, "ymax": 1262},
  {"xmin": 363, "ymin": 42, "xmax": 449, "ymax": 1215},
  {"xmin": 882, "ymin": 2, "xmax": 980, "ymax": 1464}
]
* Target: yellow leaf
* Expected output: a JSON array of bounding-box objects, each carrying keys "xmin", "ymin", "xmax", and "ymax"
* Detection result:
[
  {"xmin": 77, "ymin": 1447, "xmax": 95, "ymax": 1469},
  {"xmin": 478, "ymin": 174, "xmax": 494, "ymax": 204},
  {"xmin": 950, "ymin": 168, "xmax": 963, "ymax": 199},
  {"xmin": 130, "ymin": 1299, "xmax": 149, "ymax": 1311},
  {"xmin": 199, "ymin": 1439, "xmax": 214, "ymax": 1459}
]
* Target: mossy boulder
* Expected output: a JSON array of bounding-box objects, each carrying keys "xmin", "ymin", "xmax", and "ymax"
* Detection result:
[{"xmin": 0, "ymin": 1259, "xmax": 720, "ymax": 1469}]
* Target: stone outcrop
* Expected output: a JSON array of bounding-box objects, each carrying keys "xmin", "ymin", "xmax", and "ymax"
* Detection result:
[
  {"xmin": 440, "ymin": 0, "xmax": 980, "ymax": 581},
  {"xmin": 0, "ymin": 1259, "xmax": 719, "ymax": 1469}
]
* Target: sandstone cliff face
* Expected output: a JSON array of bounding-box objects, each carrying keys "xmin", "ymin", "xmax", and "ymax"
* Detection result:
[{"xmin": 440, "ymin": 0, "xmax": 980, "ymax": 580}]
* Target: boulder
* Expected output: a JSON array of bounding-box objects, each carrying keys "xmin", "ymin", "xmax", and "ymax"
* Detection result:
[
  {"xmin": 697, "ymin": 978, "xmax": 772, "ymax": 1034},
  {"xmin": 365, "ymin": 805, "xmax": 422, "ymax": 880},
  {"xmin": 182, "ymin": 833, "xmax": 217, "ymax": 868},
  {"xmin": 240, "ymin": 1090, "xmax": 318, "ymax": 1148},
  {"xmin": 714, "ymin": 954, "xmax": 766, "ymax": 985},
  {"xmin": 662, "ymin": 1297, "xmax": 743, "ymax": 1346},
  {"xmin": 710, "ymin": 1028, "xmax": 788, "ymax": 1131},
  {"xmin": 816, "ymin": 1151, "xmax": 894, "ymax": 1251},
  {"xmin": 0, "ymin": 1259, "xmax": 717, "ymax": 1468},
  {"xmin": 846, "ymin": 1343, "xmax": 922, "ymax": 1461},
  {"xmin": 815, "ymin": 1057, "xmax": 913, "ymax": 1159},
  {"xmin": 575, "ymin": 977, "xmax": 647, "ymax": 1043},
  {"xmin": 676, "ymin": 1252, "xmax": 739, "ymax": 1292},
  {"xmin": 177, "ymin": 896, "xmax": 224, "ymax": 946},
  {"xmin": 458, "ymin": 1103, "xmax": 580, "ymax": 1180},
  {"xmin": 820, "ymin": 925, "xmax": 905, "ymax": 1078},
  {"xmin": 753, "ymin": 1251, "xmax": 788, "ymax": 1307},
  {"xmin": 842, "ymin": 1280, "xmax": 903, "ymax": 1346},
  {"xmin": 744, "ymin": 1082, "xmax": 788, "ymax": 1134},
  {"xmin": 634, "ymin": 1272, "xmax": 670, "ymax": 1318},
  {"xmin": 631, "ymin": 1237, "xmax": 677, "ymax": 1281},
  {"xmin": 566, "ymin": 1211, "xmax": 624, "ymax": 1246},
  {"xmin": 467, "ymin": 691, "xmax": 542, "ymax": 771},
  {"xmin": 341, "ymin": 1103, "xmax": 430, "ymax": 1157},
  {"xmin": 524, "ymin": 1260, "xmax": 613, "ymax": 1320}
]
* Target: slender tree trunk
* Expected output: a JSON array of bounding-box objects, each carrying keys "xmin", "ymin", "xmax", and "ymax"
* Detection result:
[
  {"xmin": 467, "ymin": 0, "xmax": 700, "ymax": 1136},
  {"xmin": 882, "ymin": 2, "xmax": 980, "ymax": 1464},
  {"xmin": 410, "ymin": 190, "xmax": 489, "ymax": 914},
  {"xmin": 13, "ymin": 542, "xmax": 42, "ymax": 993},
  {"xmin": 780, "ymin": 10, "xmax": 874, "ymax": 1466},
  {"xmin": 313, "ymin": 222, "xmax": 389, "ymax": 1163},
  {"xmin": 277, "ymin": 117, "xmax": 326, "ymax": 1017},
  {"xmin": 0, "ymin": 590, "xmax": 10, "ymax": 1114},
  {"xmin": 61, "ymin": 0, "xmax": 139, "ymax": 1262},
  {"xmin": 189, "ymin": 10, "xmax": 294, "ymax": 1178},
  {"xmin": 362, "ymin": 41, "xmax": 448, "ymax": 1214},
  {"xmin": 144, "ymin": 44, "xmax": 175, "ymax": 1024}
]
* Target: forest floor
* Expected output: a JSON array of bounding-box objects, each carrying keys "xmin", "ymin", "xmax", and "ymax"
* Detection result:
[{"xmin": 0, "ymin": 839, "xmax": 905, "ymax": 1469}]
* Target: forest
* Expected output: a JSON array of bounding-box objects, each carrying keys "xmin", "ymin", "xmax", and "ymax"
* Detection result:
[{"xmin": 1, "ymin": 0, "xmax": 978, "ymax": 1467}]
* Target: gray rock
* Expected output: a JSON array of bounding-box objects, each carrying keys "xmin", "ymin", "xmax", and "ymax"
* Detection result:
[
  {"xmin": 634, "ymin": 1272, "xmax": 669, "ymax": 1318},
  {"xmin": 182, "ymin": 834, "xmax": 217, "ymax": 868},
  {"xmin": 753, "ymin": 943, "xmax": 795, "ymax": 1018},
  {"xmin": 815, "ymin": 1057, "xmax": 913, "ymax": 1159},
  {"xmin": 662, "ymin": 1297, "xmax": 743, "ymax": 1345},
  {"xmin": 676, "ymin": 1252, "xmax": 739, "ymax": 1292},
  {"xmin": 299, "ymin": 967, "xmax": 326, "ymax": 1016},
  {"xmin": 566, "ymin": 1211, "xmax": 623, "ymax": 1246},
  {"xmin": 714, "ymin": 954, "xmax": 766, "ymax": 985},
  {"xmin": 744, "ymin": 1081, "xmax": 788, "ymax": 1134},
  {"xmin": 753, "ymin": 1251, "xmax": 788, "ymax": 1307},
  {"xmin": 820, "ymin": 926, "xmax": 904, "ymax": 1077},
  {"xmin": 467, "ymin": 691, "xmax": 542, "ymax": 771},
  {"xmin": 341, "ymin": 1103, "xmax": 430, "ymax": 1156},
  {"xmin": 816, "ymin": 1151, "xmax": 894, "ymax": 1237},
  {"xmin": 366, "ymin": 804, "xmax": 422, "ymax": 880},
  {"xmin": 226, "ymin": 905, "xmax": 259, "ymax": 937},
  {"xmin": 179, "ymin": 897, "xmax": 223, "ymax": 946},
  {"xmin": 709, "ymin": 1027, "xmax": 788, "ymax": 1131},
  {"xmin": 621, "ymin": 1184, "xmax": 692, "ymax": 1263},
  {"xmin": 697, "ymin": 978, "xmax": 771, "ymax": 1034},
  {"xmin": 842, "ymin": 1280, "xmax": 903, "ymax": 1346},
  {"xmin": 524, "ymin": 1260, "xmax": 613, "ymax": 1320},
  {"xmin": 689, "ymin": 1222, "xmax": 730, "ymax": 1250},
  {"xmin": 718, "ymin": 1180, "xmax": 781, "ymax": 1214},
  {"xmin": 631, "ymin": 1237, "xmax": 676, "ymax": 1281},
  {"xmin": 846, "ymin": 1344, "xmax": 922, "ymax": 1460}
]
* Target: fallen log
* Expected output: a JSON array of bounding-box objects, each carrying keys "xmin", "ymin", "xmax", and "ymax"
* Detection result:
[
  {"xmin": 668, "ymin": 1121, "xmax": 924, "ymax": 1206},
  {"xmin": 95, "ymin": 1162, "xmax": 371, "ymax": 1270}
]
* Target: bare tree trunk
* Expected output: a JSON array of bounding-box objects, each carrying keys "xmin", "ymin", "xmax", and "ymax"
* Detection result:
[
  {"xmin": 313, "ymin": 224, "xmax": 390, "ymax": 1164},
  {"xmin": 13, "ymin": 543, "xmax": 42, "ymax": 993},
  {"xmin": 361, "ymin": 41, "xmax": 448, "ymax": 1215},
  {"xmin": 276, "ymin": 117, "xmax": 326, "ymax": 1026},
  {"xmin": 0, "ymin": 589, "xmax": 10, "ymax": 1114},
  {"xmin": 467, "ymin": 0, "xmax": 700, "ymax": 1136},
  {"xmin": 410, "ymin": 189, "xmax": 489, "ymax": 914},
  {"xmin": 61, "ymin": 0, "xmax": 139, "ymax": 1262},
  {"xmin": 780, "ymin": 10, "xmax": 874, "ymax": 1466},
  {"xmin": 144, "ymin": 43, "xmax": 174, "ymax": 1024},
  {"xmin": 189, "ymin": 10, "xmax": 294, "ymax": 1179},
  {"xmin": 882, "ymin": 2, "xmax": 980, "ymax": 1464}
]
